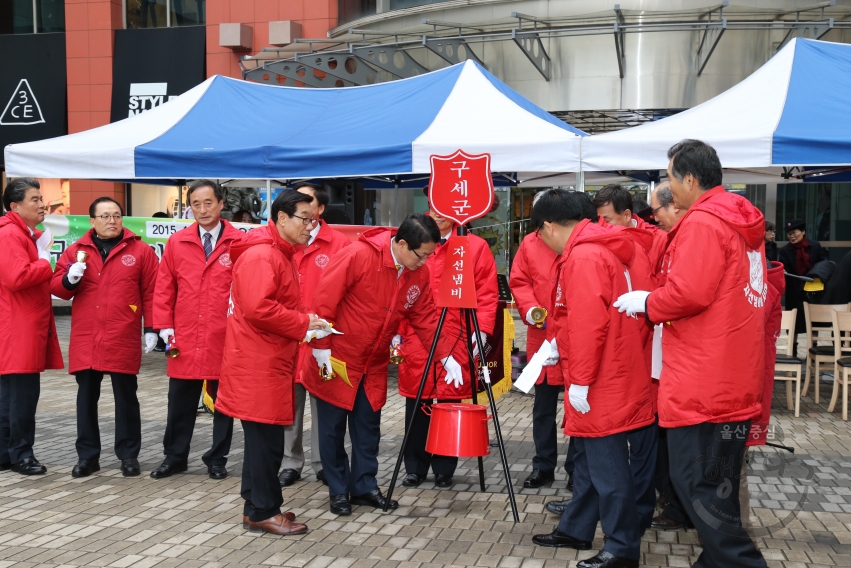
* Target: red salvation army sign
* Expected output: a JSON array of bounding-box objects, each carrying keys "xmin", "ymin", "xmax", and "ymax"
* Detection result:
[{"xmin": 428, "ymin": 150, "xmax": 494, "ymax": 226}]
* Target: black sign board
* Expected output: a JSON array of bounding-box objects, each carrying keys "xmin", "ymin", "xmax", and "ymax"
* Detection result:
[
  {"xmin": 111, "ymin": 26, "xmax": 206, "ymax": 123},
  {"xmin": 0, "ymin": 33, "xmax": 67, "ymax": 168}
]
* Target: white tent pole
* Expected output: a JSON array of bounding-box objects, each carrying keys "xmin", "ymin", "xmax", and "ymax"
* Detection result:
[
  {"xmin": 577, "ymin": 171, "xmax": 585, "ymax": 192},
  {"xmin": 648, "ymin": 180, "xmax": 654, "ymax": 203},
  {"xmin": 266, "ymin": 179, "xmax": 272, "ymax": 223}
]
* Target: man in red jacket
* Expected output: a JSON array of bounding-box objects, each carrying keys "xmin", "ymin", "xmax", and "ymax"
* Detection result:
[
  {"xmin": 396, "ymin": 205, "xmax": 498, "ymax": 489},
  {"xmin": 218, "ymin": 190, "xmax": 327, "ymax": 536},
  {"xmin": 304, "ymin": 214, "xmax": 461, "ymax": 516},
  {"xmin": 51, "ymin": 197, "xmax": 158, "ymax": 478},
  {"xmin": 509, "ymin": 191, "xmax": 563, "ymax": 490},
  {"xmin": 152, "ymin": 180, "xmax": 243, "ymax": 480},
  {"xmin": 280, "ymin": 183, "xmax": 350, "ymax": 488},
  {"xmin": 531, "ymin": 190, "xmax": 654, "ymax": 568},
  {"xmin": 615, "ymin": 139, "xmax": 768, "ymax": 568},
  {"xmin": 594, "ymin": 183, "xmax": 668, "ymax": 272},
  {"xmin": 0, "ymin": 178, "xmax": 63, "ymax": 475}
]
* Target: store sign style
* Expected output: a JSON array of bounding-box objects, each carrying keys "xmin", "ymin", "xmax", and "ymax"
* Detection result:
[
  {"xmin": 1, "ymin": 80, "xmax": 45, "ymax": 125},
  {"xmin": 128, "ymin": 83, "xmax": 178, "ymax": 117},
  {"xmin": 428, "ymin": 149, "xmax": 494, "ymax": 226}
]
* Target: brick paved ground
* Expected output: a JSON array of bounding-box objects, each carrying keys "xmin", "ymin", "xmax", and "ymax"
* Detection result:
[{"xmin": 0, "ymin": 315, "xmax": 849, "ymax": 567}]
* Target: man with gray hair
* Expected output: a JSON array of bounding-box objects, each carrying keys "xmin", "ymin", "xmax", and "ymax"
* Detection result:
[{"xmin": 649, "ymin": 182, "xmax": 684, "ymax": 234}]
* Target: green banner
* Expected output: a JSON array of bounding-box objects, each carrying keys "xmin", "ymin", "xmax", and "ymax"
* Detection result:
[{"xmin": 39, "ymin": 215, "xmax": 262, "ymax": 268}]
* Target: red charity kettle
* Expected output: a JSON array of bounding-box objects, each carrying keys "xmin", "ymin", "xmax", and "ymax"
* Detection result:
[{"xmin": 425, "ymin": 403, "xmax": 491, "ymax": 457}]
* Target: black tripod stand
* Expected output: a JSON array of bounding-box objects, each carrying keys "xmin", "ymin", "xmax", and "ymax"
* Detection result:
[{"xmin": 384, "ymin": 226, "xmax": 519, "ymax": 522}]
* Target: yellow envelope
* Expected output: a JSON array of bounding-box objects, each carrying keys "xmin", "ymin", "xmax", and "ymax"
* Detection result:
[{"xmin": 330, "ymin": 356, "xmax": 351, "ymax": 387}]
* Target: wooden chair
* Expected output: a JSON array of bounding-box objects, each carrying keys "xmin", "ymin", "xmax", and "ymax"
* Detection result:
[
  {"xmin": 775, "ymin": 309, "xmax": 803, "ymax": 417},
  {"xmin": 829, "ymin": 310, "xmax": 851, "ymax": 421},
  {"xmin": 802, "ymin": 302, "xmax": 851, "ymax": 403}
]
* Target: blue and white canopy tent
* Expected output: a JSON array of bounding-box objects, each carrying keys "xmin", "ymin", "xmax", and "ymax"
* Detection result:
[
  {"xmin": 581, "ymin": 38, "xmax": 851, "ymax": 181},
  {"xmin": 4, "ymin": 61, "xmax": 584, "ymax": 184}
]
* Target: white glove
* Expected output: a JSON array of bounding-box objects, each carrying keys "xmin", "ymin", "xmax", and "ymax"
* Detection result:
[
  {"xmin": 38, "ymin": 250, "xmax": 51, "ymax": 262},
  {"xmin": 35, "ymin": 227, "xmax": 52, "ymax": 253},
  {"xmin": 313, "ymin": 349, "xmax": 332, "ymax": 374},
  {"xmin": 613, "ymin": 290, "xmax": 651, "ymax": 317},
  {"xmin": 391, "ymin": 334, "xmax": 402, "ymax": 347},
  {"xmin": 144, "ymin": 332, "xmax": 158, "ymax": 353},
  {"xmin": 568, "ymin": 384, "xmax": 590, "ymax": 414},
  {"xmin": 67, "ymin": 262, "xmax": 86, "ymax": 284},
  {"xmin": 302, "ymin": 319, "xmax": 342, "ymax": 342},
  {"xmin": 441, "ymin": 355, "xmax": 464, "ymax": 389},
  {"xmin": 159, "ymin": 328, "xmax": 175, "ymax": 344},
  {"xmin": 471, "ymin": 332, "xmax": 488, "ymax": 357},
  {"xmin": 525, "ymin": 307, "xmax": 539, "ymax": 326},
  {"xmin": 542, "ymin": 339, "xmax": 559, "ymax": 366}
]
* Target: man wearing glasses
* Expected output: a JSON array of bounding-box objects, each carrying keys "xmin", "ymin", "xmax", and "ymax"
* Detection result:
[
  {"xmin": 278, "ymin": 183, "xmax": 350, "ymax": 488},
  {"xmin": 152, "ymin": 180, "xmax": 243, "ymax": 480},
  {"xmin": 395, "ymin": 204, "xmax": 498, "ymax": 489},
  {"xmin": 303, "ymin": 213, "xmax": 462, "ymax": 515},
  {"xmin": 51, "ymin": 197, "xmax": 159, "ymax": 478}
]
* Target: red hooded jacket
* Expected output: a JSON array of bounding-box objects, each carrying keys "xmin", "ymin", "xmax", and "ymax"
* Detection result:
[
  {"xmin": 50, "ymin": 229, "xmax": 158, "ymax": 375},
  {"xmin": 217, "ymin": 224, "xmax": 311, "ymax": 426},
  {"xmin": 294, "ymin": 222, "xmax": 351, "ymax": 386},
  {"xmin": 647, "ymin": 187, "xmax": 766, "ymax": 428},
  {"xmin": 509, "ymin": 232, "xmax": 560, "ymax": 386},
  {"xmin": 304, "ymin": 228, "xmax": 449, "ymax": 411},
  {"xmin": 748, "ymin": 261, "xmax": 785, "ymax": 446},
  {"xmin": 632, "ymin": 216, "xmax": 669, "ymax": 276},
  {"xmin": 153, "ymin": 220, "xmax": 242, "ymax": 380},
  {"xmin": 396, "ymin": 233, "xmax": 498, "ymax": 399},
  {"xmin": 0, "ymin": 212, "xmax": 63, "ymax": 374},
  {"xmin": 556, "ymin": 220, "xmax": 655, "ymax": 437}
]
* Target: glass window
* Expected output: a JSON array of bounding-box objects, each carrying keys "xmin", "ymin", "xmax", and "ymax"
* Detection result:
[
  {"xmin": 126, "ymin": 0, "xmax": 204, "ymax": 28},
  {"xmin": 0, "ymin": 0, "xmax": 36, "ymax": 35},
  {"xmin": 776, "ymin": 182, "xmax": 851, "ymax": 260},
  {"xmin": 390, "ymin": 0, "xmax": 442, "ymax": 9},
  {"xmin": 171, "ymin": 0, "xmax": 205, "ymax": 26},
  {"xmin": 338, "ymin": 0, "xmax": 376, "ymax": 25},
  {"xmin": 36, "ymin": 0, "xmax": 64, "ymax": 33}
]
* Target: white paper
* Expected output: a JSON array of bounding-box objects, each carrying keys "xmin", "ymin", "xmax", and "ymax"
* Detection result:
[
  {"xmin": 35, "ymin": 227, "xmax": 52, "ymax": 252},
  {"xmin": 651, "ymin": 324, "xmax": 663, "ymax": 380},
  {"xmin": 514, "ymin": 341, "xmax": 552, "ymax": 393}
]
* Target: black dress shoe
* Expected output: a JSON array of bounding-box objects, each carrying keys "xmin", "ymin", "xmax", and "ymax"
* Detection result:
[
  {"xmin": 650, "ymin": 514, "xmax": 686, "ymax": 530},
  {"xmin": 351, "ymin": 489, "xmax": 398, "ymax": 510},
  {"xmin": 316, "ymin": 469, "xmax": 328, "ymax": 486},
  {"xmin": 72, "ymin": 459, "xmax": 100, "ymax": 478},
  {"xmin": 208, "ymin": 464, "xmax": 227, "ymax": 480},
  {"xmin": 524, "ymin": 469, "xmax": 555, "ymax": 488},
  {"xmin": 0, "ymin": 463, "xmax": 10, "ymax": 471},
  {"xmin": 150, "ymin": 461, "xmax": 187, "ymax": 479},
  {"xmin": 278, "ymin": 468, "xmax": 300, "ymax": 487},
  {"xmin": 120, "ymin": 458, "xmax": 140, "ymax": 477},
  {"xmin": 576, "ymin": 550, "xmax": 638, "ymax": 568},
  {"xmin": 532, "ymin": 528, "xmax": 592, "ymax": 549},
  {"xmin": 546, "ymin": 499, "xmax": 571, "ymax": 515},
  {"xmin": 330, "ymin": 494, "xmax": 352, "ymax": 516},
  {"xmin": 402, "ymin": 473, "xmax": 425, "ymax": 487},
  {"xmin": 567, "ymin": 472, "xmax": 574, "ymax": 491},
  {"xmin": 12, "ymin": 458, "xmax": 46, "ymax": 476},
  {"xmin": 434, "ymin": 474, "xmax": 453, "ymax": 488}
]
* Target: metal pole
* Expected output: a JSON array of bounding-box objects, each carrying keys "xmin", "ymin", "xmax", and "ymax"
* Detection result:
[
  {"xmin": 463, "ymin": 307, "xmax": 487, "ymax": 492},
  {"xmin": 576, "ymin": 171, "xmax": 585, "ymax": 192},
  {"xmin": 648, "ymin": 180, "xmax": 654, "ymax": 204},
  {"xmin": 385, "ymin": 308, "xmax": 449, "ymax": 511},
  {"xmin": 266, "ymin": 179, "xmax": 272, "ymax": 223}
]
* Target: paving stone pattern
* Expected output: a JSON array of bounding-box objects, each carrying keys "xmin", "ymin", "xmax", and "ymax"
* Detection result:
[{"xmin": 0, "ymin": 315, "xmax": 849, "ymax": 567}]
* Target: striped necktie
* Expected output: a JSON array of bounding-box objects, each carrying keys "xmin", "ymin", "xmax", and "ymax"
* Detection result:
[{"xmin": 203, "ymin": 232, "xmax": 213, "ymax": 259}]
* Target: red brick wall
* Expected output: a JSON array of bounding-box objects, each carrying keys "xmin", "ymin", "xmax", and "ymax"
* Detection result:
[
  {"xmin": 65, "ymin": 0, "xmax": 124, "ymax": 214},
  {"xmin": 206, "ymin": 0, "xmax": 338, "ymax": 78}
]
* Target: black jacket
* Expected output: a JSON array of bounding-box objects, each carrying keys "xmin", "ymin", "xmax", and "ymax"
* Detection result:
[{"xmin": 779, "ymin": 239, "xmax": 829, "ymax": 333}]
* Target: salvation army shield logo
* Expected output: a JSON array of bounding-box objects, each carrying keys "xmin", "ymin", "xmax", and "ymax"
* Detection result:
[
  {"xmin": 218, "ymin": 253, "xmax": 233, "ymax": 267},
  {"xmin": 315, "ymin": 254, "xmax": 330, "ymax": 269},
  {"xmin": 744, "ymin": 250, "xmax": 767, "ymax": 308},
  {"xmin": 121, "ymin": 254, "xmax": 136, "ymax": 267},
  {"xmin": 429, "ymin": 150, "xmax": 494, "ymax": 226},
  {"xmin": 404, "ymin": 285, "xmax": 421, "ymax": 309}
]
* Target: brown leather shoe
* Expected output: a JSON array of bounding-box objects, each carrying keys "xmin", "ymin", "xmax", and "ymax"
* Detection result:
[
  {"xmin": 243, "ymin": 512, "xmax": 296, "ymax": 529},
  {"xmin": 248, "ymin": 514, "xmax": 307, "ymax": 535}
]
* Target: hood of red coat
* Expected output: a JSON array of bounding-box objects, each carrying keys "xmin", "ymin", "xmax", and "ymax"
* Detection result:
[
  {"xmin": 689, "ymin": 187, "xmax": 765, "ymax": 250},
  {"xmin": 359, "ymin": 226, "xmax": 397, "ymax": 250},
  {"xmin": 0, "ymin": 211, "xmax": 42, "ymax": 239},
  {"xmin": 767, "ymin": 260, "xmax": 786, "ymax": 296},
  {"xmin": 229, "ymin": 224, "xmax": 294, "ymax": 262},
  {"xmin": 567, "ymin": 219, "xmax": 636, "ymax": 266}
]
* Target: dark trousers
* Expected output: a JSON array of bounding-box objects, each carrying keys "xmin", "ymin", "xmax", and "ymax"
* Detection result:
[
  {"xmin": 656, "ymin": 426, "xmax": 689, "ymax": 523},
  {"xmin": 626, "ymin": 420, "xmax": 658, "ymax": 531},
  {"xmin": 241, "ymin": 420, "xmax": 286, "ymax": 522},
  {"xmin": 404, "ymin": 397, "xmax": 459, "ymax": 477},
  {"xmin": 0, "ymin": 373, "xmax": 40, "ymax": 464},
  {"xmin": 532, "ymin": 382, "xmax": 561, "ymax": 472},
  {"xmin": 75, "ymin": 370, "xmax": 141, "ymax": 461},
  {"xmin": 315, "ymin": 381, "xmax": 381, "ymax": 497},
  {"xmin": 162, "ymin": 378, "xmax": 233, "ymax": 466},
  {"xmin": 564, "ymin": 436, "xmax": 576, "ymax": 474},
  {"xmin": 558, "ymin": 432, "xmax": 641, "ymax": 560},
  {"xmin": 668, "ymin": 422, "xmax": 767, "ymax": 568}
]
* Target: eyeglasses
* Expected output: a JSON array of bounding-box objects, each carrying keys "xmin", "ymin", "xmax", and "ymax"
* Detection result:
[
  {"xmin": 409, "ymin": 246, "xmax": 433, "ymax": 261},
  {"xmin": 650, "ymin": 205, "xmax": 665, "ymax": 218},
  {"xmin": 96, "ymin": 214, "xmax": 122, "ymax": 222},
  {"xmin": 292, "ymin": 214, "xmax": 318, "ymax": 226}
]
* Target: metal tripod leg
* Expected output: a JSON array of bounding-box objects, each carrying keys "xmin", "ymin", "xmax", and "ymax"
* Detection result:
[
  {"xmin": 463, "ymin": 308, "xmax": 487, "ymax": 492},
  {"xmin": 384, "ymin": 308, "xmax": 449, "ymax": 511}
]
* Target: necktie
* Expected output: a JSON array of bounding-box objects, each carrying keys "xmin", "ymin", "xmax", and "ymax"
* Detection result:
[
  {"xmin": 440, "ymin": 238, "xmax": 447, "ymax": 245},
  {"xmin": 203, "ymin": 232, "xmax": 213, "ymax": 259}
]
